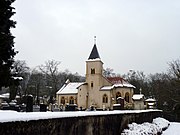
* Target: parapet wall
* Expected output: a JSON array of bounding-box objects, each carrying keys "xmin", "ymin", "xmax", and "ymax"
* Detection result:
[{"xmin": 0, "ymin": 110, "xmax": 162, "ymax": 135}]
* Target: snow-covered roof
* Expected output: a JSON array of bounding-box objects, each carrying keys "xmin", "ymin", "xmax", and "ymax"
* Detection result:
[
  {"xmin": 148, "ymin": 103, "xmax": 155, "ymax": 106},
  {"xmin": 12, "ymin": 77, "xmax": 23, "ymax": 80},
  {"xmin": 86, "ymin": 58, "xmax": 102, "ymax": 62},
  {"xmin": 0, "ymin": 93, "xmax": 20, "ymax": 99},
  {"xmin": 132, "ymin": 94, "xmax": 144, "ymax": 100},
  {"xmin": 100, "ymin": 86, "xmax": 113, "ymax": 90},
  {"xmin": 114, "ymin": 83, "xmax": 135, "ymax": 88},
  {"xmin": 145, "ymin": 98, "xmax": 156, "ymax": 102},
  {"xmin": 56, "ymin": 82, "xmax": 84, "ymax": 95},
  {"xmin": 100, "ymin": 84, "xmax": 135, "ymax": 91},
  {"xmin": 107, "ymin": 77, "xmax": 136, "ymax": 89},
  {"xmin": 100, "ymin": 84, "xmax": 136, "ymax": 91}
]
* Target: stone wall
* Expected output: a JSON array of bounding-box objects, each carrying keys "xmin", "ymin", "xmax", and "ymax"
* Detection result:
[{"xmin": 0, "ymin": 111, "xmax": 162, "ymax": 135}]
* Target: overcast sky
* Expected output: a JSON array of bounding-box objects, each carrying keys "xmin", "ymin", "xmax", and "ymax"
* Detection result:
[{"xmin": 12, "ymin": 0, "xmax": 180, "ymax": 75}]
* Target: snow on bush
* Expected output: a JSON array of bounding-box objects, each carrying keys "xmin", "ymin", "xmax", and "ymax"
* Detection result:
[
  {"xmin": 121, "ymin": 122, "xmax": 162, "ymax": 135},
  {"xmin": 153, "ymin": 117, "xmax": 170, "ymax": 130},
  {"xmin": 121, "ymin": 117, "xmax": 170, "ymax": 135}
]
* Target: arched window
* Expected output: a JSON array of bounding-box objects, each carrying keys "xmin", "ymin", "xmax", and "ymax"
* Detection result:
[
  {"xmin": 61, "ymin": 97, "xmax": 65, "ymax": 104},
  {"xmin": 103, "ymin": 94, "xmax": 108, "ymax": 103},
  {"xmin": 91, "ymin": 68, "xmax": 95, "ymax": 74},
  {"xmin": 116, "ymin": 92, "xmax": 121, "ymax": 99},
  {"xmin": 125, "ymin": 92, "xmax": 130, "ymax": 103},
  {"xmin": 69, "ymin": 96, "xmax": 74, "ymax": 104}
]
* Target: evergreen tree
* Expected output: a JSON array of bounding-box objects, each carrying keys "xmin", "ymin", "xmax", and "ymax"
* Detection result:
[{"xmin": 0, "ymin": 0, "xmax": 17, "ymax": 89}]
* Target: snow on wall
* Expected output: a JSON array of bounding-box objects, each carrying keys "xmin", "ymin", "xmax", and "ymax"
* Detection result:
[
  {"xmin": 0, "ymin": 110, "xmax": 161, "ymax": 123},
  {"xmin": 0, "ymin": 110, "xmax": 162, "ymax": 135}
]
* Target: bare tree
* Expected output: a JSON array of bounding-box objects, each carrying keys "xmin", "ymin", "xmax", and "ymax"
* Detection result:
[
  {"xmin": 12, "ymin": 60, "xmax": 30, "ymax": 75},
  {"xmin": 148, "ymin": 73, "xmax": 172, "ymax": 109},
  {"xmin": 26, "ymin": 69, "xmax": 44, "ymax": 105},
  {"xmin": 103, "ymin": 68, "xmax": 115, "ymax": 77},
  {"xmin": 39, "ymin": 60, "xmax": 61, "ymax": 96},
  {"xmin": 124, "ymin": 70, "xmax": 148, "ymax": 95},
  {"xmin": 168, "ymin": 59, "xmax": 180, "ymax": 81},
  {"xmin": 168, "ymin": 59, "xmax": 180, "ymax": 118}
]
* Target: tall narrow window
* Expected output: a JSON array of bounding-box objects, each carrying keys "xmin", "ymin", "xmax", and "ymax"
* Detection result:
[
  {"xmin": 69, "ymin": 96, "xmax": 74, "ymax": 104},
  {"xmin": 125, "ymin": 92, "xmax": 130, "ymax": 103},
  {"xmin": 91, "ymin": 81, "xmax": 93, "ymax": 87},
  {"xmin": 61, "ymin": 97, "xmax": 65, "ymax": 104},
  {"xmin": 91, "ymin": 68, "xmax": 95, "ymax": 74},
  {"xmin": 103, "ymin": 94, "xmax": 108, "ymax": 103}
]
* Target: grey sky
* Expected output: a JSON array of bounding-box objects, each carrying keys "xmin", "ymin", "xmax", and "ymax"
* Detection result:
[{"xmin": 12, "ymin": 0, "xmax": 180, "ymax": 75}]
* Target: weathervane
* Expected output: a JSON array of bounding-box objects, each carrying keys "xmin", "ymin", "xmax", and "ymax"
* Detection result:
[{"xmin": 94, "ymin": 36, "xmax": 96, "ymax": 45}]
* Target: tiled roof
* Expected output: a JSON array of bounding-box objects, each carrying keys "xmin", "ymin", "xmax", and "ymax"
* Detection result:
[
  {"xmin": 106, "ymin": 77, "xmax": 135, "ymax": 88},
  {"xmin": 106, "ymin": 77, "xmax": 124, "ymax": 84}
]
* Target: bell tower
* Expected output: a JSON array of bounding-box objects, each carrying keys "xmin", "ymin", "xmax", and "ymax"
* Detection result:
[
  {"xmin": 85, "ymin": 37, "xmax": 104, "ymax": 108},
  {"xmin": 85, "ymin": 37, "xmax": 112, "ymax": 108},
  {"xmin": 86, "ymin": 37, "xmax": 103, "ymax": 84},
  {"xmin": 86, "ymin": 45, "xmax": 103, "ymax": 75}
]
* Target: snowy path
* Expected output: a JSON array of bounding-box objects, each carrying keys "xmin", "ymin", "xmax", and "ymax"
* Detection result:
[{"xmin": 162, "ymin": 122, "xmax": 180, "ymax": 135}]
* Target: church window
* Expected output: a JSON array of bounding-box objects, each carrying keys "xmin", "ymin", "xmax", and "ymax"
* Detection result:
[
  {"xmin": 125, "ymin": 92, "xmax": 130, "ymax": 103},
  {"xmin": 91, "ymin": 68, "xmax": 95, "ymax": 74},
  {"xmin": 91, "ymin": 82, "xmax": 93, "ymax": 87},
  {"xmin": 61, "ymin": 97, "xmax": 65, "ymax": 104},
  {"xmin": 69, "ymin": 96, "xmax": 74, "ymax": 104},
  {"xmin": 103, "ymin": 94, "xmax": 108, "ymax": 103},
  {"xmin": 116, "ymin": 92, "xmax": 121, "ymax": 97}
]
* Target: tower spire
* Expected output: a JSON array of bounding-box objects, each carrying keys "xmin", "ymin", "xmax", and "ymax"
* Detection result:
[{"xmin": 88, "ymin": 36, "xmax": 100, "ymax": 60}]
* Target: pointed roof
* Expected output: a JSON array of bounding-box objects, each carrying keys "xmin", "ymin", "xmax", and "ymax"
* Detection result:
[{"xmin": 88, "ymin": 44, "xmax": 101, "ymax": 60}]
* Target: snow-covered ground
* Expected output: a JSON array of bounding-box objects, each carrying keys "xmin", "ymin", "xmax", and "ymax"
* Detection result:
[{"xmin": 162, "ymin": 122, "xmax": 180, "ymax": 135}]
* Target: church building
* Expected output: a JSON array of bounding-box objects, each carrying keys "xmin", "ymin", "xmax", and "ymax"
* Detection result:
[{"xmin": 56, "ymin": 42, "xmax": 135, "ymax": 110}]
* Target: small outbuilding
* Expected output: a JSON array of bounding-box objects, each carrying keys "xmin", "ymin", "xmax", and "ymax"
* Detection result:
[
  {"xmin": 132, "ymin": 94, "xmax": 145, "ymax": 110},
  {"xmin": 145, "ymin": 98, "xmax": 156, "ymax": 109}
]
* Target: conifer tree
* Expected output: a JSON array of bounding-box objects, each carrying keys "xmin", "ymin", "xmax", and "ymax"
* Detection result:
[{"xmin": 0, "ymin": 0, "xmax": 17, "ymax": 89}]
